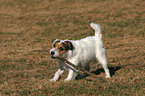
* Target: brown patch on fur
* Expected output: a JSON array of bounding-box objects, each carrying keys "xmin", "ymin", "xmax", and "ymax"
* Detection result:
[
  {"xmin": 53, "ymin": 41, "xmax": 73, "ymax": 55},
  {"xmin": 57, "ymin": 43, "xmax": 68, "ymax": 55},
  {"xmin": 64, "ymin": 41, "xmax": 73, "ymax": 50}
]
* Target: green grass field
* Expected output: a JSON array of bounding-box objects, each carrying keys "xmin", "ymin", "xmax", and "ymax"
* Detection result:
[{"xmin": 0, "ymin": 0, "xmax": 145, "ymax": 95}]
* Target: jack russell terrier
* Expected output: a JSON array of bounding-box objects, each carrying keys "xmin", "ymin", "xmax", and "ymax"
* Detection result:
[{"xmin": 49, "ymin": 23, "xmax": 111, "ymax": 81}]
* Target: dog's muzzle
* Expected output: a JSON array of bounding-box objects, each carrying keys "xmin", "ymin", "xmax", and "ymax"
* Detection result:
[
  {"xmin": 50, "ymin": 56, "xmax": 57, "ymax": 59},
  {"xmin": 50, "ymin": 51, "xmax": 57, "ymax": 59}
]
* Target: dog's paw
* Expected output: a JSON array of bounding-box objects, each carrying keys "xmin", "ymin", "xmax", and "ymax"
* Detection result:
[
  {"xmin": 106, "ymin": 76, "xmax": 111, "ymax": 78},
  {"xmin": 64, "ymin": 79, "xmax": 70, "ymax": 82},
  {"xmin": 49, "ymin": 79, "xmax": 57, "ymax": 82}
]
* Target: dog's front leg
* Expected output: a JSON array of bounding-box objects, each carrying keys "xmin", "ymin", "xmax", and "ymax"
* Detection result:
[
  {"xmin": 64, "ymin": 69, "xmax": 77, "ymax": 81},
  {"xmin": 49, "ymin": 69, "xmax": 64, "ymax": 81}
]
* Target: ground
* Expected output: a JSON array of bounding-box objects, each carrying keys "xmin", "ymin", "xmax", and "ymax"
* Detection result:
[{"xmin": 0, "ymin": 0, "xmax": 145, "ymax": 95}]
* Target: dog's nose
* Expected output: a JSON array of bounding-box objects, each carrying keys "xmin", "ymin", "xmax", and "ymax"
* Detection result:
[{"xmin": 51, "ymin": 51, "xmax": 55, "ymax": 55}]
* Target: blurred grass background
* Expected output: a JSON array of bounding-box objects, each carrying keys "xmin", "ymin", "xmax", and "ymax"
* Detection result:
[{"xmin": 0, "ymin": 0, "xmax": 144, "ymax": 95}]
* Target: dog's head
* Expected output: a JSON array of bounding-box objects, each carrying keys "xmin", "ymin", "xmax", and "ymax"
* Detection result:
[{"xmin": 49, "ymin": 39, "xmax": 73, "ymax": 59}]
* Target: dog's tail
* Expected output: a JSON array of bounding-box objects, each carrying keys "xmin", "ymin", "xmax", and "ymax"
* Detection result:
[
  {"xmin": 90, "ymin": 23, "xmax": 104, "ymax": 56},
  {"xmin": 90, "ymin": 23, "xmax": 102, "ymax": 38}
]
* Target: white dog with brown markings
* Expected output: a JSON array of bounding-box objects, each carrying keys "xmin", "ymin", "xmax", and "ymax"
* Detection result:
[{"xmin": 49, "ymin": 23, "xmax": 111, "ymax": 81}]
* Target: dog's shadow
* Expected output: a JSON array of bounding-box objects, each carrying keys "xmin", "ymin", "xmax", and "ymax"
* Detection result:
[
  {"xmin": 91, "ymin": 66, "xmax": 121, "ymax": 77},
  {"xmin": 76, "ymin": 66, "xmax": 121, "ymax": 80}
]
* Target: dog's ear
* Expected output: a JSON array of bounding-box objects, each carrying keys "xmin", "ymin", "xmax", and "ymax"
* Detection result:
[
  {"xmin": 64, "ymin": 41, "xmax": 73, "ymax": 50},
  {"xmin": 52, "ymin": 39, "xmax": 60, "ymax": 47},
  {"xmin": 53, "ymin": 39, "xmax": 60, "ymax": 44}
]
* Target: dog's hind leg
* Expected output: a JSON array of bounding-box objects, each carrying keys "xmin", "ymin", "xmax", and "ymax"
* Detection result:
[{"xmin": 96, "ymin": 48, "xmax": 111, "ymax": 78}]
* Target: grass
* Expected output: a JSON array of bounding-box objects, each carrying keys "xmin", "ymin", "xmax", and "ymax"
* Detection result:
[{"xmin": 0, "ymin": 0, "xmax": 145, "ymax": 95}]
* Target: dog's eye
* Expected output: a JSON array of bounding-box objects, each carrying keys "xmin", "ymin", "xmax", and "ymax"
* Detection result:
[
  {"xmin": 53, "ymin": 44, "xmax": 56, "ymax": 47},
  {"xmin": 59, "ymin": 47, "xmax": 64, "ymax": 51}
]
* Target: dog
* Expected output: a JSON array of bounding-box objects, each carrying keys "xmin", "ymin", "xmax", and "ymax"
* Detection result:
[{"xmin": 49, "ymin": 23, "xmax": 111, "ymax": 81}]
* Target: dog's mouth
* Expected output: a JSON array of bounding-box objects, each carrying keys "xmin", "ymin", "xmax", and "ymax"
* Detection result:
[{"xmin": 50, "ymin": 56, "xmax": 57, "ymax": 59}]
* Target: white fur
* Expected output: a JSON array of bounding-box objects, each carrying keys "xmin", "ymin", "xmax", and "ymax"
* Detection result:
[{"xmin": 49, "ymin": 23, "xmax": 111, "ymax": 81}]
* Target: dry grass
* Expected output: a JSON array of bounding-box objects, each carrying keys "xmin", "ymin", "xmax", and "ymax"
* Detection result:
[{"xmin": 0, "ymin": 0, "xmax": 145, "ymax": 95}]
